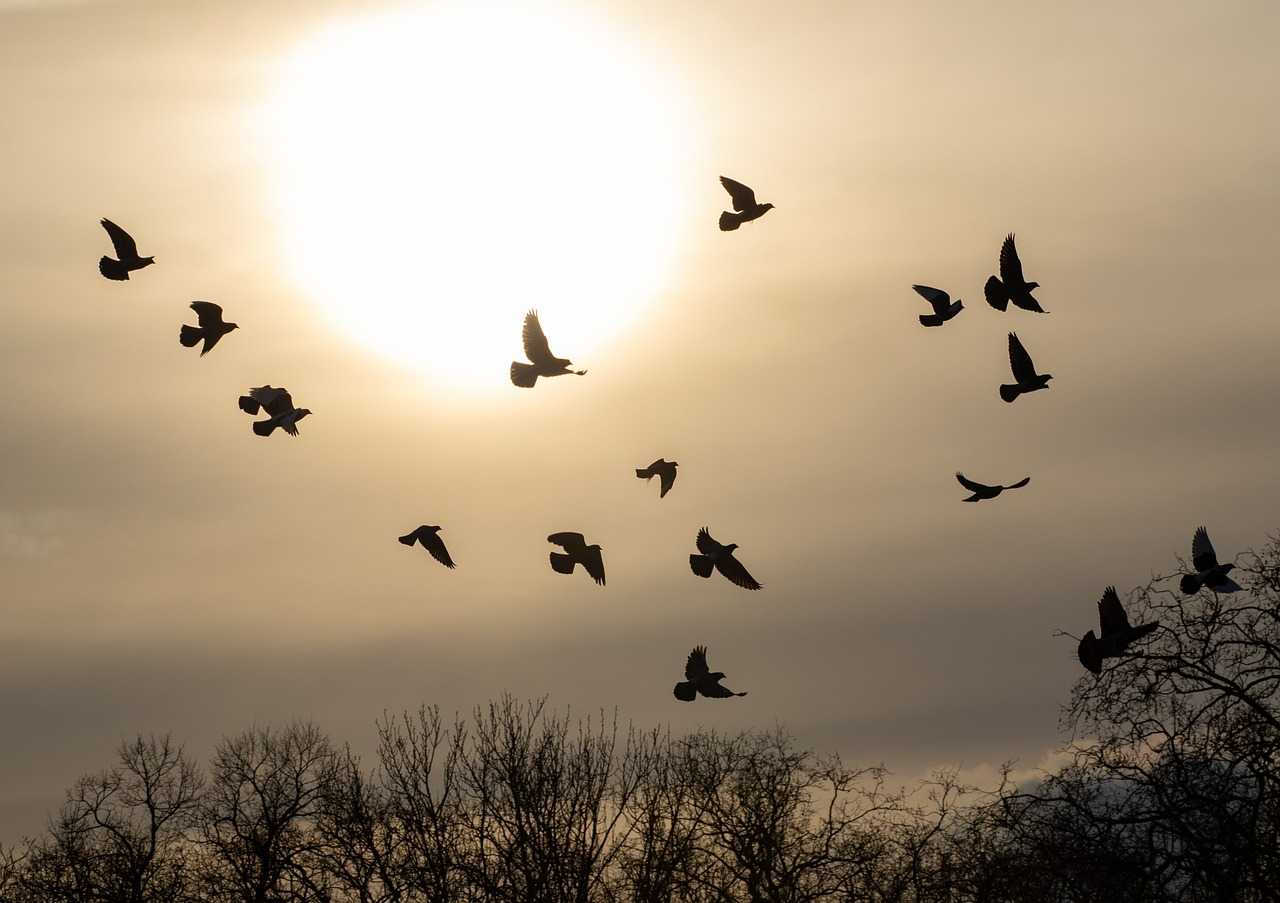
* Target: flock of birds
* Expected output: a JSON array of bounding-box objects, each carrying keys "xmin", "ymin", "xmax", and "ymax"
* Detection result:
[{"xmin": 94, "ymin": 174, "xmax": 1238, "ymax": 699}]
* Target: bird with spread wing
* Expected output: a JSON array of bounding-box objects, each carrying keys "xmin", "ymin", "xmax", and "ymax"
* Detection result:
[
  {"xmin": 999, "ymin": 332, "xmax": 1052, "ymax": 403},
  {"xmin": 984, "ymin": 234, "xmax": 1045, "ymax": 313},
  {"xmin": 1077, "ymin": 586, "xmax": 1158, "ymax": 675},
  {"xmin": 98, "ymin": 218, "xmax": 155, "ymax": 281},
  {"xmin": 547, "ymin": 532, "xmax": 606, "ymax": 586},
  {"xmin": 672, "ymin": 645, "xmax": 748, "ymax": 701},
  {"xmin": 689, "ymin": 527, "xmax": 761, "ymax": 590},
  {"xmin": 399, "ymin": 525, "xmax": 456, "ymax": 570},
  {"xmin": 718, "ymin": 176, "xmax": 774, "ymax": 231},
  {"xmin": 910, "ymin": 285, "xmax": 963, "ymax": 327},
  {"xmin": 179, "ymin": 301, "xmax": 238, "ymax": 356},
  {"xmin": 636, "ymin": 459, "xmax": 678, "ymax": 499},
  {"xmin": 510, "ymin": 310, "xmax": 587, "ymax": 388},
  {"xmin": 1179, "ymin": 526, "xmax": 1242, "ymax": 595},
  {"xmin": 237, "ymin": 386, "xmax": 313, "ymax": 437},
  {"xmin": 955, "ymin": 472, "xmax": 1030, "ymax": 502}
]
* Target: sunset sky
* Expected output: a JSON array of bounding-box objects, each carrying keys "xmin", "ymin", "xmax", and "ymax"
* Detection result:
[{"xmin": 2, "ymin": 0, "xmax": 1279, "ymax": 839}]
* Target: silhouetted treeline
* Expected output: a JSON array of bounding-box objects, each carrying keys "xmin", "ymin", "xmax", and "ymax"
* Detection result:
[{"xmin": 5, "ymin": 536, "xmax": 1280, "ymax": 902}]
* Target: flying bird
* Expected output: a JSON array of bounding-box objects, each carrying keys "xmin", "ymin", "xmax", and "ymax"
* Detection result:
[
  {"xmin": 1179, "ymin": 526, "xmax": 1242, "ymax": 595},
  {"xmin": 984, "ymin": 234, "xmax": 1045, "ymax": 313},
  {"xmin": 636, "ymin": 459, "xmax": 678, "ymax": 498},
  {"xmin": 718, "ymin": 176, "xmax": 774, "ymax": 231},
  {"xmin": 689, "ymin": 527, "xmax": 761, "ymax": 591},
  {"xmin": 956, "ymin": 472, "xmax": 1030, "ymax": 502},
  {"xmin": 910, "ymin": 285, "xmax": 963, "ymax": 327},
  {"xmin": 1077, "ymin": 586, "xmax": 1158, "ymax": 675},
  {"xmin": 98, "ymin": 219, "xmax": 155, "ymax": 280},
  {"xmin": 510, "ymin": 310, "xmax": 587, "ymax": 388},
  {"xmin": 398, "ymin": 525, "xmax": 456, "ymax": 569},
  {"xmin": 999, "ymin": 332, "xmax": 1052, "ymax": 403},
  {"xmin": 672, "ymin": 645, "xmax": 748, "ymax": 701},
  {"xmin": 179, "ymin": 301, "xmax": 238, "ymax": 356},
  {"xmin": 547, "ymin": 532, "xmax": 606, "ymax": 586},
  {"xmin": 237, "ymin": 385, "xmax": 313, "ymax": 437}
]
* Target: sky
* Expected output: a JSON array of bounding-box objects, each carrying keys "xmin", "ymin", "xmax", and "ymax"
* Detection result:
[{"xmin": 2, "ymin": 0, "xmax": 1279, "ymax": 841}]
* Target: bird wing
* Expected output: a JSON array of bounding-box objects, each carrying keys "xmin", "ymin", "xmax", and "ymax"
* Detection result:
[
  {"xmin": 100, "ymin": 218, "xmax": 138, "ymax": 259},
  {"xmin": 582, "ymin": 546, "xmax": 606, "ymax": 586},
  {"xmin": 911, "ymin": 285, "xmax": 951, "ymax": 314},
  {"xmin": 719, "ymin": 176, "xmax": 757, "ymax": 212},
  {"xmin": 955, "ymin": 472, "xmax": 991, "ymax": 493},
  {"xmin": 190, "ymin": 301, "xmax": 224, "ymax": 329},
  {"xmin": 250, "ymin": 385, "xmax": 292, "ymax": 411},
  {"xmin": 1006, "ymin": 476, "xmax": 1031, "ymax": 489},
  {"xmin": 1097, "ymin": 586, "xmax": 1131, "ymax": 637},
  {"xmin": 696, "ymin": 527, "xmax": 723, "ymax": 556},
  {"xmin": 717, "ymin": 553, "xmax": 762, "ymax": 591},
  {"xmin": 422, "ymin": 531, "xmax": 456, "ymax": 569},
  {"xmin": 1192, "ymin": 526, "xmax": 1220, "ymax": 572},
  {"xmin": 685, "ymin": 645, "xmax": 710, "ymax": 680},
  {"xmin": 522, "ymin": 310, "xmax": 557, "ymax": 366},
  {"xmin": 547, "ymin": 531, "xmax": 586, "ymax": 551},
  {"xmin": 658, "ymin": 466, "xmax": 676, "ymax": 498},
  {"xmin": 999, "ymin": 234, "xmax": 1025, "ymax": 286},
  {"xmin": 1007, "ymin": 332, "xmax": 1036, "ymax": 382}
]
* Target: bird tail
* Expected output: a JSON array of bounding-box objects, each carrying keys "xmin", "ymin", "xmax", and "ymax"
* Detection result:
[
  {"xmin": 673, "ymin": 681, "xmax": 697, "ymax": 702},
  {"xmin": 689, "ymin": 554, "xmax": 714, "ymax": 578},
  {"xmin": 252, "ymin": 418, "xmax": 278, "ymax": 437},
  {"xmin": 918, "ymin": 314, "xmax": 944, "ymax": 327},
  {"xmin": 549, "ymin": 552, "xmax": 576, "ymax": 575},
  {"xmin": 398, "ymin": 533, "xmax": 417, "ymax": 547},
  {"xmin": 1179, "ymin": 573, "xmax": 1202, "ymax": 595},
  {"xmin": 179, "ymin": 325, "xmax": 203, "ymax": 348},
  {"xmin": 238, "ymin": 395, "xmax": 261, "ymax": 415},
  {"xmin": 99, "ymin": 256, "xmax": 129, "ymax": 280},
  {"xmin": 718, "ymin": 211, "xmax": 743, "ymax": 232},
  {"xmin": 999, "ymin": 383, "xmax": 1022, "ymax": 403},
  {"xmin": 984, "ymin": 275, "xmax": 1008, "ymax": 311},
  {"xmin": 510, "ymin": 362, "xmax": 538, "ymax": 388}
]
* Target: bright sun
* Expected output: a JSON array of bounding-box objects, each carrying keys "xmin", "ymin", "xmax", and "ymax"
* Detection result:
[{"xmin": 264, "ymin": 2, "xmax": 692, "ymax": 388}]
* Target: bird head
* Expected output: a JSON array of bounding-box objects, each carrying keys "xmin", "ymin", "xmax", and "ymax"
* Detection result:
[
  {"xmin": 1043, "ymin": 374, "xmax": 1054, "ymax": 383},
  {"xmin": 296, "ymin": 409, "xmax": 313, "ymax": 421},
  {"xmin": 228, "ymin": 322, "xmax": 240, "ymax": 332},
  {"xmin": 427, "ymin": 525, "xmax": 442, "ymax": 532},
  {"xmin": 1027, "ymin": 281, "xmax": 1040, "ymax": 290},
  {"xmin": 762, "ymin": 203, "xmax": 775, "ymax": 212},
  {"xmin": 671, "ymin": 461, "xmax": 679, "ymax": 468},
  {"xmin": 709, "ymin": 671, "xmax": 726, "ymax": 681},
  {"xmin": 725, "ymin": 543, "xmax": 739, "ymax": 553},
  {"xmin": 587, "ymin": 543, "xmax": 602, "ymax": 552}
]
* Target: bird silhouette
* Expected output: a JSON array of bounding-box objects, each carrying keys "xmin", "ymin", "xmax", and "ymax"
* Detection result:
[
  {"xmin": 510, "ymin": 310, "xmax": 587, "ymax": 388},
  {"xmin": 636, "ymin": 459, "xmax": 678, "ymax": 498},
  {"xmin": 98, "ymin": 219, "xmax": 155, "ymax": 280},
  {"xmin": 984, "ymin": 234, "xmax": 1045, "ymax": 313},
  {"xmin": 718, "ymin": 176, "xmax": 774, "ymax": 231},
  {"xmin": 547, "ymin": 532, "xmax": 606, "ymax": 586},
  {"xmin": 237, "ymin": 386, "xmax": 312, "ymax": 437},
  {"xmin": 672, "ymin": 645, "xmax": 748, "ymax": 701},
  {"xmin": 999, "ymin": 332, "xmax": 1052, "ymax": 403},
  {"xmin": 689, "ymin": 527, "xmax": 761, "ymax": 590},
  {"xmin": 179, "ymin": 301, "xmax": 238, "ymax": 356},
  {"xmin": 398, "ymin": 525, "xmax": 455, "ymax": 569},
  {"xmin": 910, "ymin": 285, "xmax": 964, "ymax": 326},
  {"xmin": 1179, "ymin": 526, "xmax": 1242, "ymax": 595},
  {"xmin": 955, "ymin": 472, "xmax": 1030, "ymax": 502},
  {"xmin": 1077, "ymin": 586, "xmax": 1158, "ymax": 675}
]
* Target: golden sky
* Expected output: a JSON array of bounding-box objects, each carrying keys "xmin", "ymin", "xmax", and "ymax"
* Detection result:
[{"xmin": 1, "ymin": 0, "xmax": 1278, "ymax": 838}]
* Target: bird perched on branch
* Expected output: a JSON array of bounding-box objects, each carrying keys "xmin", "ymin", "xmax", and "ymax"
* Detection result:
[
  {"xmin": 237, "ymin": 386, "xmax": 312, "ymax": 437},
  {"xmin": 636, "ymin": 459, "xmax": 678, "ymax": 498},
  {"xmin": 179, "ymin": 301, "xmax": 238, "ymax": 356},
  {"xmin": 689, "ymin": 527, "xmax": 761, "ymax": 591},
  {"xmin": 984, "ymin": 234, "xmax": 1045, "ymax": 313},
  {"xmin": 398, "ymin": 525, "xmax": 455, "ymax": 569},
  {"xmin": 510, "ymin": 310, "xmax": 586, "ymax": 388},
  {"xmin": 999, "ymin": 332, "xmax": 1052, "ymax": 403},
  {"xmin": 98, "ymin": 219, "xmax": 154, "ymax": 280},
  {"xmin": 673, "ymin": 645, "xmax": 748, "ymax": 701},
  {"xmin": 1179, "ymin": 526, "xmax": 1242, "ymax": 595},
  {"xmin": 718, "ymin": 176, "xmax": 774, "ymax": 231},
  {"xmin": 547, "ymin": 532, "xmax": 606, "ymax": 586},
  {"xmin": 910, "ymin": 285, "xmax": 963, "ymax": 327},
  {"xmin": 955, "ymin": 472, "xmax": 1030, "ymax": 502},
  {"xmin": 1077, "ymin": 586, "xmax": 1158, "ymax": 675}
]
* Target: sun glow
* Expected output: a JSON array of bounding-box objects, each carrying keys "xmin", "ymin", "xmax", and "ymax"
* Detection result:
[{"xmin": 263, "ymin": 3, "xmax": 692, "ymax": 388}]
